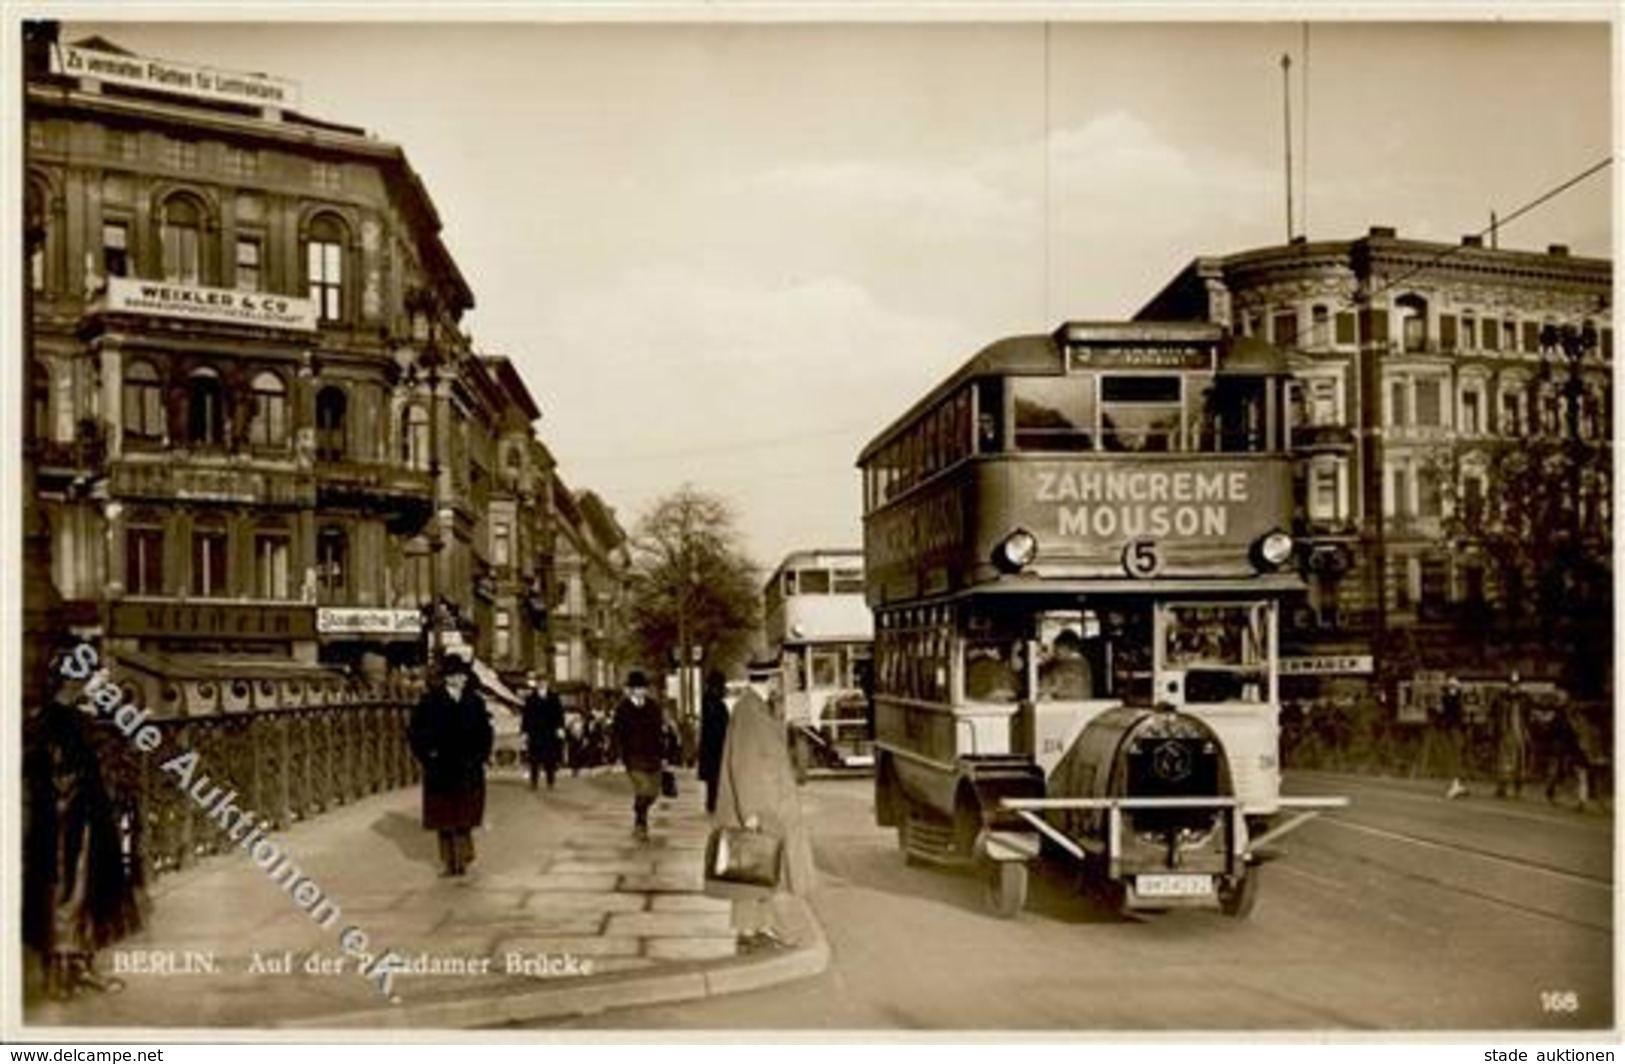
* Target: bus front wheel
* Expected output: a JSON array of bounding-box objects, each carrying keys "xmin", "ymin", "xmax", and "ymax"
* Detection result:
[
  {"xmin": 982, "ymin": 859, "xmax": 1028, "ymax": 919},
  {"xmin": 1218, "ymin": 865, "xmax": 1260, "ymax": 918}
]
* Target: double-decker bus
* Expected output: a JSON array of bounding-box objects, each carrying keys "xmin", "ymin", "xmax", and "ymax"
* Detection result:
[
  {"xmin": 763, "ymin": 549, "xmax": 875, "ymax": 774},
  {"xmin": 857, "ymin": 321, "xmax": 1343, "ymax": 917}
]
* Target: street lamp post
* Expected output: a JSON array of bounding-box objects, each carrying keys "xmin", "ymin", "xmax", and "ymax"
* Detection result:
[
  {"xmin": 1538, "ymin": 321, "xmax": 1598, "ymax": 695},
  {"xmin": 409, "ymin": 291, "xmax": 446, "ymax": 672}
]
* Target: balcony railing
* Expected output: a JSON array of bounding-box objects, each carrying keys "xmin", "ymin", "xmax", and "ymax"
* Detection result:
[{"xmin": 1290, "ymin": 423, "xmax": 1355, "ymax": 452}]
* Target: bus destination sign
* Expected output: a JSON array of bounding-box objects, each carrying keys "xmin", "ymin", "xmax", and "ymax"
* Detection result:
[{"xmin": 1066, "ymin": 345, "xmax": 1214, "ymax": 372}]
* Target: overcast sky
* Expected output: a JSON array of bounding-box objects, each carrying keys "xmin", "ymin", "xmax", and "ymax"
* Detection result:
[{"xmin": 62, "ymin": 12, "xmax": 1614, "ymax": 571}]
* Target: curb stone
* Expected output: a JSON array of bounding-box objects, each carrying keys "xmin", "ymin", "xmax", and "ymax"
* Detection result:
[{"xmin": 279, "ymin": 896, "xmax": 830, "ymax": 1030}]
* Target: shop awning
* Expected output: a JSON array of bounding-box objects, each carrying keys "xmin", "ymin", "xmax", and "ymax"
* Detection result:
[{"xmin": 114, "ymin": 650, "xmax": 346, "ymax": 683}]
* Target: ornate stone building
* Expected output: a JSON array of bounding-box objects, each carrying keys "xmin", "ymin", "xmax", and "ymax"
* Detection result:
[
  {"xmin": 1139, "ymin": 226, "xmax": 1612, "ymax": 708},
  {"xmin": 22, "ymin": 31, "xmax": 602, "ymax": 713},
  {"xmin": 548, "ymin": 479, "xmax": 631, "ymax": 708}
]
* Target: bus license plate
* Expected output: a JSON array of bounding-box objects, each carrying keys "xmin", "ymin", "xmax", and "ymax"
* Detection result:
[{"xmin": 1137, "ymin": 874, "xmax": 1214, "ymax": 898}]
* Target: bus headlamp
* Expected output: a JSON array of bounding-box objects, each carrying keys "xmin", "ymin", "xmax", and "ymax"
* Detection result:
[
  {"xmin": 993, "ymin": 528, "xmax": 1039, "ymax": 573},
  {"xmin": 1254, "ymin": 529, "xmax": 1295, "ymax": 569}
]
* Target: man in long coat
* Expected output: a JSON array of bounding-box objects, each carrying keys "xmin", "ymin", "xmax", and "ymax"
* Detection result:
[
  {"xmin": 613, "ymin": 670, "xmax": 665, "ymax": 841},
  {"xmin": 409, "ymin": 655, "xmax": 493, "ymax": 876},
  {"xmin": 24, "ymin": 651, "xmax": 145, "ymax": 999},
  {"xmin": 714, "ymin": 689, "xmax": 816, "ymax": 949},
  {"xmin": 521, "ymin": 674, "xmax": 565, "ymax": 791},
  {"xmin": 698, "ymin": 670, "xmax": 730, "ymax": 815},
  {"xmin": 1493, "ymin": 671, "xmax": 1530, "ymax": 800}
]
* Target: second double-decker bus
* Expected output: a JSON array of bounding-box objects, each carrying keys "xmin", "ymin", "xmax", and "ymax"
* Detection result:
[
  {"xmin": 763, "ymin": 549, "xmax": 875, "ymax": 774},
  {"xmin": 858, "ymin": 321, "xmax": 1343, "ymax": 918}
]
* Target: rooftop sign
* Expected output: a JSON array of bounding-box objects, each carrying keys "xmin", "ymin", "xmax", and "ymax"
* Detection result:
[{"xmin": 53, "ymin": 43, "xmax": 301, "ymax": 111}]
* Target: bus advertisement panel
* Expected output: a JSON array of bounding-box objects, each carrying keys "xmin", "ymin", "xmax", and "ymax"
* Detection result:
[{"xmin": 865, "ymin": 456, "xmax": 1294, "ymax": 603}]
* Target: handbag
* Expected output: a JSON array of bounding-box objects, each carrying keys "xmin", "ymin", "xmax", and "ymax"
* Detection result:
[
  {"xmin": 702, "ymin": 752, "xmax": 785, "ymax": 900},
  {"xmin": 660, "ymin": 768, "xmax": 678, "ymax": 799},
  {"xmin": 704, "ymin": 823, "xmax": 784, "ymax": 900}
]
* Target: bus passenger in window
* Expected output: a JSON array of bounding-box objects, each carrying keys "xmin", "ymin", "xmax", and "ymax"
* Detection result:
[
  {"xmin": 1039, "ymin": 629, "xmax": 1093, "ymax": 701},
  {"xmin": 978, "ymin": 412, "xmax": 999, "ymax": 452},
  {"xmin": 965, "ymin": 641, "xmax": 1020, "ymax": 702}
]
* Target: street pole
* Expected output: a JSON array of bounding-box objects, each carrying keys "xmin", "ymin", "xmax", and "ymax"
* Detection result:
[
  {"xmin": 411, "ymin": 291, "xmax": 445, "ymax": 674},
  {"xmin": 1354, "ymin": 261, "xmax": 1389, "ymax": 711},
  {"xmin": 1541, "ymin": 322, "xmax": 1597, "ymax": 695}
]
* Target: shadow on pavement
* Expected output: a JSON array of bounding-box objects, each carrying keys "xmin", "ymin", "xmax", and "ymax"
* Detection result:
[{"xmin": 370, "ymin": 807, "xmax": 438, "ymax": 867}]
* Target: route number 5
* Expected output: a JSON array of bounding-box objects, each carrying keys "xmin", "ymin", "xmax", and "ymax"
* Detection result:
[{"xmin": 1122, "ymin": 538, "xmax": 1163, "ymax": 579}]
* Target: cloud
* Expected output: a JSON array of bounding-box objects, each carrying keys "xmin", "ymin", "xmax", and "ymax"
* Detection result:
[{"xmin": 496, "ymin": 267, "xmax": 985, "ymax": 563}]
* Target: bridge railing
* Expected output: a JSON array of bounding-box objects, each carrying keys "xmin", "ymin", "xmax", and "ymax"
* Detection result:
[{"xmin": 97, "ymin": 701, "xmax": 420, "ymax": 880}]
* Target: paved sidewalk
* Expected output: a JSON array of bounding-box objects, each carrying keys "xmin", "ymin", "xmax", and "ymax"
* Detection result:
[{"xmin": 24, "ymin": 767, "xmax": 826, "ymax": 1031}]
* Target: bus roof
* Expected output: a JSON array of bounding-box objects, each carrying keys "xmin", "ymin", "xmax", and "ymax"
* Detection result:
[
  {"xmin": 855, "ymin": 321, "xmax": 1230, "ymax": 465},
  {"xmin": 771, "ymin": 547, "xmax": 863, "ymax": 569}
]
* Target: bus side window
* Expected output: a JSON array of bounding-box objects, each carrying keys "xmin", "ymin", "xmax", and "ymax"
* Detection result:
[
  {"xmin": 1211, "ymin": 379, "xmax": 1267, "ymax": 453},
  {"xmin": 977, "ymin": 378, "xmax": 1003, "ymax": 453},
  {"xmin": 965, "ymin": 639, "xmax": 1021, "ymax": 702}
]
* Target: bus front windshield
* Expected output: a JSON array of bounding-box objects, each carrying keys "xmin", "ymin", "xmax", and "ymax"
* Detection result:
[
  {"xmin": 960, "ymin": 601, "xmax": 1155, "ymax": 705},
  {"xmin": 1161, "ymin": 602, "xmax": 1268, "ymax": 703}
]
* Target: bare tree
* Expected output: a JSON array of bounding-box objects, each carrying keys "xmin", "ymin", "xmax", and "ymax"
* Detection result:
[{"xmin": 621, "ymin": 485, "xmax": 760, "ymax": 688}]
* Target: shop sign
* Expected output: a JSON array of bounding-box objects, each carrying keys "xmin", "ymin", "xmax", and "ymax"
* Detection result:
[
  {"xmin": 106, "ymin": 278, "xmax": 317, "ymax": 332},
  {"xmin": 111, "ymin": 602, "xmax": 315, "ymax": 640},
  {"xmin": 52, "ymin": 43, "xmax": 300, "ymax": 110},
  {"xmin": 316, "ymin": 608, "xmax": 423, "ymax": 635},
  {"xmin": 1280, "ymin": 655, "xmax": 1375, "ymax": 676}
]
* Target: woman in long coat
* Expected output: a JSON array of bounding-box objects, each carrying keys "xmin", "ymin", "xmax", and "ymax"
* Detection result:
[
  {"xmin": 713, "ymin": 689, "xmax": 815, "ymax": 949},
  {"xmin": 409, "ymin": 656, "xmax": 493, "ymax": 876}
]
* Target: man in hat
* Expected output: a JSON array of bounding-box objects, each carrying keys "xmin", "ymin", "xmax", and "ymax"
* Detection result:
[
  {"xmin": 521, "ymin": 672, "xmax": 565, "ymax": 791},
  {"xmin": 408, "ymin": 655, "xmax": 493, "ymax": 876},
  {"xmin": 613, "ymin": 670, "xmax": 666, "ymax": 842}
]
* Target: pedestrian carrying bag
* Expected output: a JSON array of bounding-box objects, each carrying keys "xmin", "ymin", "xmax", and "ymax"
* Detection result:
[
  {"xmin": 661, "ymin": 768, "xmax": 679, "ymax": 799},
  {"xmin": 703, "ymin": 754, "xmax": 784, "ymax": 900}
]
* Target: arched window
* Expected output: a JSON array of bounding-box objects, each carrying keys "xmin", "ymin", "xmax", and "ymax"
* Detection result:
[
  {"xmin": 187, "ymin": 366, "xmax": 225, "ymax": 446},
  {"xmin": 1396, "ymin": 294, "xmax": 1429, "ymax": 354},
  {"xmin": 316, "ymin": 386, "xmax": 348, "ymax": 462},
  {"xmin": 317, "ymin": 525, "xmax": 348, "ymax": 599},
  {"xmin": 247, "ymin": 371, "xmax": 288, "ymax": 446},
  {"xmin": 1309, "ymin": 304, "xmax": 1330, "ymax": 349},
  {"xmin": 122, "ymin": 360, "xmax": 165, "ymax": 441},
  {"xmin": 160, "ymin": 194, "xmax": 205, "ymax": 284},
  {"xmin": 305, "ymin": 213, "xmax": 346, "ymax": 322},
  {"xmin": 401, "ymin": 404, "xmax": 430, "ymax": 471}
]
